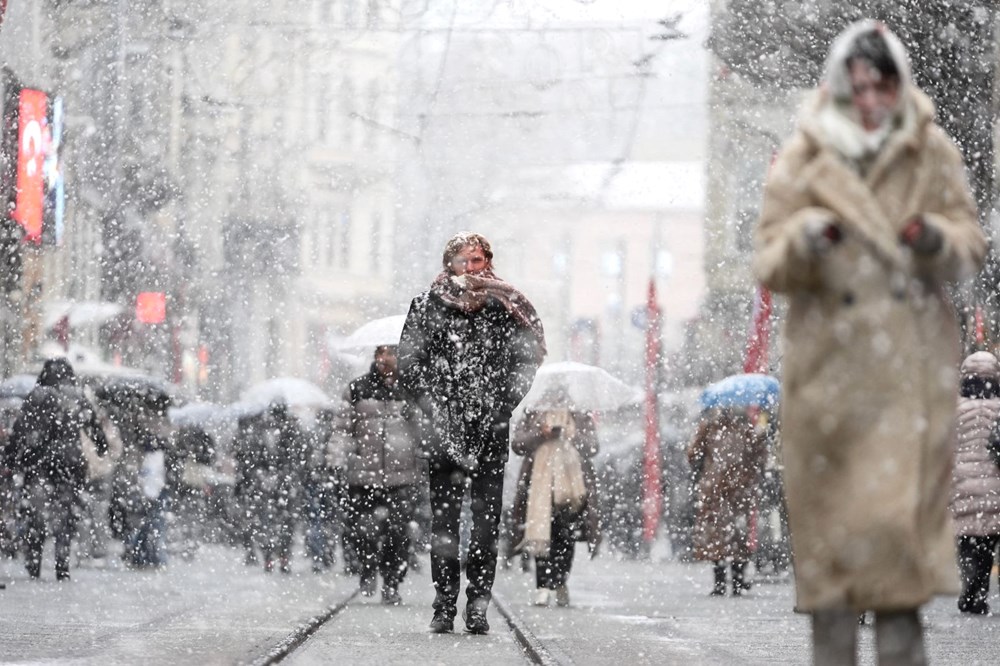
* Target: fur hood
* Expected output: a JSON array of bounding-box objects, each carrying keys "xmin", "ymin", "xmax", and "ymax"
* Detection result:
[{"xmin": 799, "ymin": 20, "xmax": 924, "ymax": 163}]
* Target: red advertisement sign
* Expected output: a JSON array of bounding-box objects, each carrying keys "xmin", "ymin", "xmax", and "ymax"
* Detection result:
[{"xmin": 12, "ymin": 88, "xmax": 48, "ymax": 244}]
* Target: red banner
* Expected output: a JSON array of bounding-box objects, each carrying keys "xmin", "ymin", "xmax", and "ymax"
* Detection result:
[
  {"xmin": 641, "ymin": 279, "xmax": 663, "ymax": 543},
  {"xmin": 12, "ymin": 88, "xmax": 48, "ymax": 243},
  {"xmin": 743, "ymin": 287, "xmax": 772, "ymax": 374}
]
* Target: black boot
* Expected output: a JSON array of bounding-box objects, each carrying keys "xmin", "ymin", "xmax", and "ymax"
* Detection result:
[
  {"xmin": 463, "ymin": 598, "xmax": 490, "ymax": 634},
  {"xmin": 710, "ymin": 561, "xmax": 726, "ymax": 596},
  {"xmin": 812, "ymin": 609, "xmax": 858, "ymax": 666},
  {"xmin": 731, "ymin": 560, "xmax": 748, "ymax": 596},
  {"xmin": 430, "ymin": 593, "xmax": 456, "ymax": 633},
  {"xmin": 875, "ymin": 610, "xmax": 926, "ymax": 666}
]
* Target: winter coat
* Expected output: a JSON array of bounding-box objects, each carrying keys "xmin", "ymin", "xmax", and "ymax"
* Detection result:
[
  {"xmin": 9, "ymin": 385, "xmax": 108, "ymax": 488},
  {"xmin": 753, "ymin": 29, "xmax": 986, "ymax": 610},
  {"xmin": 509, "ymin": 412, "xmax": 601, "ymax": 551},
  {"xmin": 343, "ymin": 366, "xmax": 422, "ymax": 488},
  {"xmin": 950, "ymin": 352, "xmax": 1000, "ymax": 537},
  {"xmin": 686, "ymin": 412, "xmax": 766, "ymax": 562},
  {"xmin": 399, "ymin": 290, "xmax": 543, "ymax": 466}
]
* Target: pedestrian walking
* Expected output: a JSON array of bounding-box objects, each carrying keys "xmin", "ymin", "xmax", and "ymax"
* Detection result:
[
  {"xmin": 510, "ymin": 405, "xmax": 600, "ymax": 607},
  {"xmin": 7, "ymin": 358, "xmax": 108, "ymax": 580},
  {"xmin": 398, "ymin": 231, "xmax": 545, "ymax": 634},
  {"xmin": 258, "ymin": 402, "xmax": 307, "ymax": 574},
  {"xmin": 302, "ymin": 408, "xmax": 343, "ymax": 574},
  {"xmin": 951, "ymin": 352, "xmax": 1000, "ymax": 615},
  {"xmin": 342, "ymin": 345, "xmax": 423, "ymax": 604},
  {"xmin": 686, "ymin": 409, "xmax": 765, "ymax": 597},
  {"xmin": 753, "ymin": 20, "xmax": 987, "ymax": 665}
]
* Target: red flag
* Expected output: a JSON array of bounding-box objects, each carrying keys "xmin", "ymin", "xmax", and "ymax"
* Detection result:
[
  {"xmin": 743, "ymin": 287, "xmax": 772, "ymax": 374},
  {"xmin": 975, "ymin": 305, "xmax": 986, "ymax": 347},
  {"xmin": 641, "ymin": 279, "xmax": 663, "ymax": 543}
]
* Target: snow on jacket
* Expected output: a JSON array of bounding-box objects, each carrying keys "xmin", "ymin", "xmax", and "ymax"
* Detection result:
[
  {"xmin": 686, "ymin": 410, "xmax": 766, "ymax": 562},
  {"xmin": 343, "ymin": 366, "xmax": 422, "ymax": 488},
  {"xmin": 951, "ymin": 352, "xmax": 1000, "ymax": 537},
  {"xmin": 752, "ymin": 20, "xmax": 986, "ymax": 612},
  {"xmin": 10, "ymin": 385, "xmax": 108, "ymax": 488},
  {"xmin": 398, "ymin": 289, "xmax": 543, "ymax": 467}
]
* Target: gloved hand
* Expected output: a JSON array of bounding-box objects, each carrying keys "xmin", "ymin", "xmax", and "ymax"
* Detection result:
[
  {"xmin": 900, "ymin": 216, "xmax": 943, "ymax": 255},
  {"xmin": 803, "ymin": 217, "xmax": 843, "ymax": 255}
]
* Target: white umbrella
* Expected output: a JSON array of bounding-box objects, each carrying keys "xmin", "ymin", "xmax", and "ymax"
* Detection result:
[
  {"xmin": 338, "ymin": 315, "xmax": 407, "ymax": 350},
  {"xmin": 241, "ymin": 377, "xmax": 335, "ymax": 410},
  {"xmin": 519, "ymin": 361, "xmax": 640, "ymax": 412}
]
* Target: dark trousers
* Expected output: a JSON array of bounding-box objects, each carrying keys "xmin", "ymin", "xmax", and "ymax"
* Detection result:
[
  {"xmin": 429, "ymin": 454, "xmax": 505, "ymax": 616},
  {"xmin": 535, "ymin": 507, "xmax": 578, "ymax": 590},
  {"xmin": 349, "ymin": 484, "xmax": 414, "ymax": 589},
  {"xmin": 22, "ymin": 481, "xmax": 77, "ymax": 578},
  {"xmin": 958, "ymin": 534, "xmax": 1000, "ymax": 612}
]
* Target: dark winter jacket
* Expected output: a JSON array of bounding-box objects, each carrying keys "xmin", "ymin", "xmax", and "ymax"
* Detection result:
[
  {"xmin": 344, "ymin": 366, "xmax": 422, "ymax": 488},
  {"xmin": 9, "ymin": 384, "xmax": 108, "ymax": 488},
  {"xmin": 509, "ymin": 412, "xmax": 601, "ymax": 551},
  {"xmin": 398, "ymin": 290, "xmax": 543, "ymax": 466}
]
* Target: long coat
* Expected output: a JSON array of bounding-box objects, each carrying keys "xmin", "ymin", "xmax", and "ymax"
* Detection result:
[
  {"xmin": 398, "ymin": 291, "xmax": 543, "ymax": 467},
  {"xmin": 686, "ymin": 412, "xmax": 766, "ymax": 562},
  {"xmin": 509, "ymin": 412, "xmax": 601, "ymax": 551},
  {"xmin": 950, "ymin": 352, "xmax": 1000, "ymax": 537},
  {"xmin": 753, "ymin": 86, "xmax": 986, "ymax": 612}
]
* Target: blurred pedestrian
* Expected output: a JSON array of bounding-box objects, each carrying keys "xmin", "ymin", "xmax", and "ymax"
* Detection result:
[
  {"xmin": 753, "ymin": 20, "xmax": 987, "ymax": 665},
  {"xmin": 343, "ymin": 345, "xmax": 423, "ymax": 604},
  {"xmin": 232, "ymin": 414, "xmax": 267, "ymax": 566},
  {"xmin": 510, "ymin": 405, "xmax": 600, "ymax": 607},
  {"xmin": 8, "ymin": 358, "xmax": 108, "ymax": 580},
  {"xmin": 303, "ymin": 408, "xmax": 343, "ymax": 574},
  {"xmin": 258, "ymin": 402, "xmax": 307, "ymax": 574},
  {"xmin": 686, "ymin": 409, "xmax": 765, "ymax": 597},
  {"xmin": 399, "ymin": 231, "xmax": 545, "ymax": 634},
  {"xmin": 950, "ymin": 352, "xmax": 1000, "ymax": 615}
]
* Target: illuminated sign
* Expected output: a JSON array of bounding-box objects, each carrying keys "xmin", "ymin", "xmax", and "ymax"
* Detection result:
[
  {"xmin": 12, "ymin": 88, "xmax": 48, "ymax": 244},
  {"xmin": 136, "ymin": 292, "xmax": 167, "ymax": 324}
]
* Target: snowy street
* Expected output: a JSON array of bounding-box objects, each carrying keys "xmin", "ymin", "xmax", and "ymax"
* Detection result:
[{"xmin": 3, "ymin": 546, "xmax": 999, "ymax": 665}]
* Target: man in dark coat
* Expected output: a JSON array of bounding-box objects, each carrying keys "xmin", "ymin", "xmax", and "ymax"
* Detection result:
[
  {"xmin": 399, "ymin": 232, "xmax": 545, "ymax": 634},
  {"xmin": 8, "ymin": 358, "xmax": 108, "ymax": 580},
  {"xmin": 344, "ymin": 345, "xmax": 423, "ymax": 605}
]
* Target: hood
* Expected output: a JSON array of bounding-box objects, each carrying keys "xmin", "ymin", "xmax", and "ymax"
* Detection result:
[
  {"xmin": 961, "ymin": 351, "xmax": 1000, "ymax": 381},
  {"xmin": 823, "ymin": 20, "xmax": 912, "ymax": 104},
  {"xmin": 799, "ymin": 20, "xmax": 930, "ymax": 161}
]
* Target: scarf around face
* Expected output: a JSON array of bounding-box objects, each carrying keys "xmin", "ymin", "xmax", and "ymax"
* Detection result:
[{"xmin": 429, "ymin": 268, "xmax": 547, "ymax": 361}]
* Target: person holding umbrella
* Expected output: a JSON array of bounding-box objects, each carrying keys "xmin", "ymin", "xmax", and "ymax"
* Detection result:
[
  {"xmin": 399, "ymin": 232, "xmax": 545, "ymax": 634},
  {"xmin": 754, "ymin": 21, "xmax": 986, "ymax": 664},
  {"xmin": 686, "ymin": 407, "xmax": 766, "ymax": 596},
  {"xmin": 510, "ymin": 390, "xmax": 600, "ymax": 607}
]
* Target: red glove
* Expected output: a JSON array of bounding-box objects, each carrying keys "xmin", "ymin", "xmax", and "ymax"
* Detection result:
[{"xmin": 900, "ymin": 217, "xmax": 943, "ymax": 255}]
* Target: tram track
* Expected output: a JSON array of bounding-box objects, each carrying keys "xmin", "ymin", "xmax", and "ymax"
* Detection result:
[
  {"xmin": 245, "ymin": 589, "xmax": 358, "ymax": 666},
  {"xmin": 246, "ymin": 588, "xmax": 565, "ymax": 665}
]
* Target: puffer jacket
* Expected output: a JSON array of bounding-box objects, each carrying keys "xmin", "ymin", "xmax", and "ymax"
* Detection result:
[
  {"xmin": 344, "ymin": 366, "xmax": 422, "ymax": 488},
  {"xmin": 950, "ymin": 351, "xmax": 1000, "ymax": 537}
]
